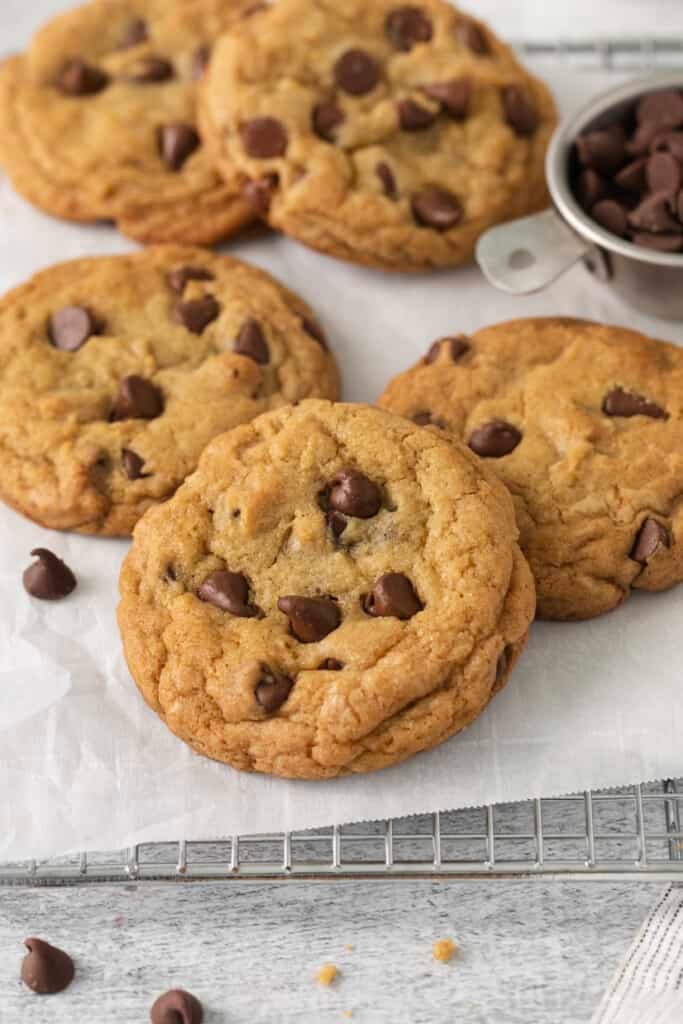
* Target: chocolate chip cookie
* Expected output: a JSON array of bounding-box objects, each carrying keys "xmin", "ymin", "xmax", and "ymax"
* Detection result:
[
  {"xmin": 0, "ymin": 247, "xmax": 338, "ymax": 536},
  {"xmin": 118, "ymin": 400, "xmax": 535, "ymax": 779},
  {"xmin": 379, "ymin": 318, "xmax": 683, "ymax": 620},
  {"xmin": 0, "ymin": 0, "xmax": 257, "ymax": 245},
  {"xmin": 200, "ymin": 0, "xmax": 557, "ymax": 271}
]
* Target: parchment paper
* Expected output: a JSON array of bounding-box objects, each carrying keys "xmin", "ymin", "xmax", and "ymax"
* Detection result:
[{"xmin": 1, "ymin": 56, "xmax": 682, "ymax": 861}]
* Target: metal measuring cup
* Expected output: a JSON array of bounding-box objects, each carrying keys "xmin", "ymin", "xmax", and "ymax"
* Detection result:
[{"xmin": 476, "ymin": 72, "xmax": 683, "ymax": 321}]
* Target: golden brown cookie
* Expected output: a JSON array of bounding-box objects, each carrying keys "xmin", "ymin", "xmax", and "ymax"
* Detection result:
[
  {"xmin": 118, "ymin": 400, "xmax": 535, "ymax": 779},
  {"xmin": 379, "ymin": 318, "xmax": 683, "ymax": 620},
  {"xmin": 0, "ymin": 0, "xmax": 257, "ymax": 244},
  {"xmin": 200, "ymin": 0, "xmax": 557, "ymax": 271},
  {"xmin": 0, "ymin": 247, "xmax": 339, "ymax": 536}
]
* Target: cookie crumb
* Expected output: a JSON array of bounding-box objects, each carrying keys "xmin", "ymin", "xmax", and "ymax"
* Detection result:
[
  {"xmin": 432, "ymin": 938, "xmax": 457, "ymax": 962},
  {"xmin": 317, "ymin": 964, "xmax": 338, "ymax": 986},
  {"xmin": 343, "ymin": 1012, "xmax": 353, "ymax": 1019},
  {"xmin": 344, "ymin": 944, "xmax": 354, "ymax": 952}
]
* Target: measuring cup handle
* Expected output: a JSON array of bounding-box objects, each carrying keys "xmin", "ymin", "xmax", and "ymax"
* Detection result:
[{"xmin": 475, "ymin": 207, "xmax": 595, "ymax": 295}]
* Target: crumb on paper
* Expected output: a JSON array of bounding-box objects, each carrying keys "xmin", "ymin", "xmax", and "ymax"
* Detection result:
[
  {"xmin": 343, "ymin": 1011, "xmax": 353, "ymax": 1019},
  {"xmin": 344, "ymin": 944, "xmax": 354, "ymax": 952},
  {"xmin": 317, "ymin": 964, "xmax": 338, "ymax": 986},
  {"xmin": 432, "ymin": 938, "xmax": 458, "ymax": 962}
]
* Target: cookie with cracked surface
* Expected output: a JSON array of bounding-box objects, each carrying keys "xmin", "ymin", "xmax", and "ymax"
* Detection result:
[
  {"xmin": 200, "ymin": 0, "xmax": 557, "ymax": 271},
  {"xmin": 379, "ymin": 318, "xmax": 683, "ymax": 620},
  {"xmin": 0, "ymin": 0, "xmax": 259, "ymax": 245},
  {"xmin": 117, "ymin": 400, "xmax": 535, "ymax": 779},
  {"xmin": 0, "ymin": 247, "xmax": 338, "ymax": 536}
]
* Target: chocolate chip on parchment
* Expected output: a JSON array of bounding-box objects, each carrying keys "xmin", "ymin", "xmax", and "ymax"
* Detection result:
[
  {"xmin": 192, "ymin": 44, "xmax": 211, "ymax": 80},
  {"xmin": 57, "ymin": 59, "xmax": 109, "ymax": 96},
  {"xmin": 636, "ymin": 89, "xmax": 683, "ymax": 129},
  {"xmin": 328, "ymin": 470, "xmax": 382, "ymax": 518},
  {"xmin": 334, "ymin": 49, "xmax": 380, "ymax": 96},
  {"xmin": 302, "ymin": 317, "xmax": 328, "ymax": 349},
  {"xmin": 602, "ymin": 386, "xmax": 668, "ymax": 419},
  {"xmin": 376, "ymin": 161, "xmax": 398, "ymax": 199},
  {"xmin": 234, "ymin": 319, "xmax": 269, "ymax": 364},
  {"xmin": 591, "ymin": 199, "xmax": 628, "ymax": 238},
  {"xmin": 468, "ymin": 420, "xmax": 522, "ymax": 458},
  {"xmin": 456, "ymin": 19, "xmax": 488, "ymax": 54},
  {"xmin": 398, "ymin": 99, "xmax": 437, "ymax": 131},
  {"xmin": 630, "ymin": 519, "xmax": 671, "ymax": 564},
  {"xmin": 422, "ymin": 79, "xmax": 471, "ymax": 120},
  {"xmin": 48, "ymin": 306, "xmax": 100, "ymax": 351},
  {"xmin": 363, "ymin": 573, "xmax": 423, "ymax": 619},
  {"xmin": 111, "ymin": 376, "xmax": 164, "ymax": 421},
  {"xmin": 278, "ymin": 596, "xmax": 341, "ymax": 643},
  {"xmin": 122, "ymin": 449, "xmax": 149, "ymax": 480},
  {"xmin": 242, "ymin": 174, "xmax": 279, "ymax": 213},
  {"xmin": 425, "ymin": 336, "xmax": 469, "ymax": 364},
  {"xmin": 23, "ymin": 551, "xmax": 77, "ymax": 602},
  {"xmin": 502, "ymin": 85, "xmax": 538, "ymax": 136},
  {"xmin": 120, "ymin": 18, "xmax": 148, "ymax": 49},
  {"xmin": 21, "ymin": 938, "xmax": 75, "ymax": 994},
  {"xmin": 255, "ymin": 665, "xmax": 294, "ymax": 713},
  {"xmin": 126, "ymin": 57, "xmax": 174, "ymax": 83},
  {"xmin": 150, "ymin": 988, "xmax": 203, "ymax": 1024},
  {"xmin": 173, "ymin": 295, "xmax": 220, "ymax": 333},
  {"xmin": 312, "ymin": 99, "xmax": 345, "ymax": 141},
  {"xmin": 411, "ymin": 186, "xmax": 463, "ymax": 230},
  {"xmin": 157, "ymin": 123, "xmax": 200, "ymax": 170},
  {"xmin": 167, "ymin": 266, "xmax": 215, "ymax": 294},
  {"xmin": 198, "ymin": 571, "xmax": 259, "ymax": 617},
  {"xmin": 385, "ymin": 7, "xmax": 433, "ymax": 51},
  {"xmin": 241, "ymin": 117, "xmax": 288, "ymax": 158}
]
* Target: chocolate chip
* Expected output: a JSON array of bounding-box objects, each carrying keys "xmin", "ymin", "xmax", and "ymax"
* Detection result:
[
  {"xmin": 652, "ymin": 131, "xmax": 683, "ymax": 160},
  {"xmin": 111, "ymin": 375, "xmax": 164, "ymax": 421},
  {"xmin": 502, "ymin": 85, "xmax": 538, "ymax": 136},
  {"xmin": 241, "ymin": 117, "xmax": 288, "ymax": 158},
  {"xmin": 576, "ymin": 128, "xmax": 626, "ymax": 175},
  {"xmin": 150, "ymin": 988, "xmax": 203, "ymax": 1024},
  {"xmin": 614, "ymin": 158, "xmax": 647, "ymax": 193},
  {"xmin": 626, "ymin": 120, "xmax": 662, "ymax": 156},
  {"xmin": 57, "ymin": 59, "xmax": 109, "ymax": 96},
  {"xmin": 412, "ymin": 411, "xmax": 436, "ymax": 426},
  {"xmin": 591, "ymin": 199, "xmax": 628, "ymax": 237},
  {"xmin": 235, "ymin": 319, "xmax": 269, "ymax": 364},
  {"xmin": 385, "ymin": 7, "xmax": 433, "ymax": 51},
  {"xmin": 422, "ymin": 79, "xmax": 470, "ymax": 120},
  {"xmin": 576, "ymin": 168, "xmax": 609, "ymax": 208},
  {"xmin": 327, "ymin": 511, "xmax": 347, "ymax": 538},
  {"xmin": 363, "ymin": 573, "xmax": 423, "ymax": 619},
  {"xmin": 334, "ymin": 49, "xmax": 380, "ymax": 96},
  {"xmin": 646, "ymin": 151, "xmax": 682, "ymax": 195},
  {"xmin": 126, "ymin": 57, "xmax": 174, "ymax": 83},
  {"xmin": 602, "ymin": 386, "xmax": 668, "ymax": 419},
  {"xmin": 319, "ymin": 658, "xmax": 343, "ymax": 670},
  {"xmin": 398, "ymin": 99, "xmax": 437, "ymax": 132},
  {"xmin": 167, "ymin": 266, "xmax": 215, "ymax": 294},
  {"xmin": 411, "ymin": 186, "xmax": 463, "ymax": 230},
  {"xmin": 21, "ymin": 938, "xmax": 74, "ymax": 994},
  {"xmin": 631, "ymin": 231, "xmax": 683, "ymax": 252},
  {"xmin": 376, "ymin": 161, "xmax": 398, "ymax": 199},
  {"xmin": 23, "ymin": 549, "xmax": 77, "ymax": 602},
  {"xmin": 198, "ymin": 570, "xmax": 259, "ymax": 617},
  {"xmin": 457, "ymin": 19, "xmax": 488, "ymax": 54},
  {"xmin": 255, "ymin": 665, "xmax": 294, "ymax": 713},
  {"xmin": 468, "ymin": 420, "xmax": 522, "ymax": 458},
  {"xmin": 278, "ymin": 596, "xmax": 341, "ymax": 643},
  {"xmin": 628, "ymin": 194, "xmax": 681, "ymax": 233},
  {"xmin": 312, "ymin": 99, "xmax": 345, "ymax": 141},
  {"xmin": 192, "ymin": 44, "xmax": 211, "ymax": 80},
  {"xmin": 48, "ymin": 306, "xmax": 99, "ymax": 351},
  {"xmin": 637, "ymin": 89, "xmax": 683, "ymax": 129},
  {"xmin": 120, "ymin": 18, "xmax": 148, "ymax": 49},
  {"xmin": 157, "ymin": 123, "xmax": 200, "ymax": 170},
  {"xmin": 630, "ymin": 519, "xmax": 670, "ymax": 564},
  {"xmin": 242, "ymin": 174, "xmax": 279, "ymax": 213},
  {"xmin": 302, "ymin": 317, "xmax": 328, "ymax": 349},
  {"xmin": 122, "ymin": 449, "xmax": 149, "ymax": 480},
  {"xmin": 425, "ymin": 336, "xmax": 469, "ymax": 364},
  {"xmin": 328, "ymin": 470, "xmax": 382, "ymax": 518},
  {"xmin": 173, "ymin": 295, "xmax": 220, "ymax": 333}
]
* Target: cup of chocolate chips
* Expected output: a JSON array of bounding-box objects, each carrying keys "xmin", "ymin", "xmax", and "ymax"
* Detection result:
[{"xmin": 476, "ymin": 73, "xmax": 683, "ymax": 320}]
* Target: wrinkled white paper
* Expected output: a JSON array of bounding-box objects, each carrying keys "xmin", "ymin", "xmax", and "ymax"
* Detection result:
[{"xmin": 1, "ymin": 53, "xmax": 682, "ymax": 861}]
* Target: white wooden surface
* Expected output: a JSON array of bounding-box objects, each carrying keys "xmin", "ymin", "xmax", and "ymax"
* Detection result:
[{"xmin": 0, "ymin": 879, "xmax": 662, "ymax": 1023}]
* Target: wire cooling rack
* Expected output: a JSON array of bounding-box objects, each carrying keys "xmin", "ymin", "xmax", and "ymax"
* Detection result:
[{"xmin": 2, "ymin": 39, "xmax": 683, "ymax": 887}]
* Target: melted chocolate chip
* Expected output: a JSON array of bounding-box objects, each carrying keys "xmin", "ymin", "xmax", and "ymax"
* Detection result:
[
  {"xmin": 126, "ymin": 57, "xmax": 174, "ymax": 83},
  {"xmin": 241, "ymin": 117, "xmax": 288, "ymax": 158},
  {"xmin": 255, "ymin": 665, "xmax": 294, "ymax": 712},
  {"xmin": 21, "ymin": 938, "xmax": 75, "ymax": 995},
  {"xmin": 411, "ymin": 186, "xmax": 463, "ymax": 230},
  {"xmin": 363, "ymin": 573, "xmax": 423, "ymax": 619},
  {"xmin": 398, "ymin": 99, "xmax": 437, "ymax": 131},
  {"xmin": 602, "ymin": 386, "xmax": 668, "ymax": 419},
  {"xmin": 385, "ymin": 7, "xmax": 433, "ymax": 51},
  {"xmin": 630, "ymin": 519, "xmax": 670, "ymax": 564},
  {"xmin": 192, "ymin": 44, "xmax": 211, "ymax": 80},
  {"xmin": 425, "ymin": 336, "xmax": 469, "ymax": 364},
  {"xmin": 278, "ymin": 596, "xmax": 341, "ymax": 643},
  {"xmin": 111, "ymin": 376, "xmax": 164, "ymax": 421},
  {"xmin": 468, "ymin": 420, "xmax": 522, "ymax": 458},
  {"xmin": 422, "ymin": 78, "xmax": 470, "ymax": 120},
  {"xmin": 334, "ymin": 49, "xmax": 380, "ymax": 96},
  {"xmin": 234, "ymin": 319, "xmax": 269, "ymax": 364},
  {"xmin": 120, "ymin": 18, "xmax": 148, "ymax": 49},
  {"xmin": 302, "ymin": 317, "xmax": 328, "ymax": 349},
  {"xmin": 502, "ymin": 86, "xmax": 538, "ymax": 136},
  {"xmin": 122, "ymin": 449, "xmax": 149, "ymax": 480},
  {"xmin": 328, "ymin": 470, "xmax": 382, "ymax": 518},
  {"xmin": 173, "ymin": 295, "xmax": 220, "ymax": 333},
  {"xmin": 312, "ymin": 99, "xmax": 345, "ymax": 142},
  {"xmin": 376, "ymin": 161, "xmax": 398, "ymax": 199},
  {"xmin": 150, "ymin": 988, "xmax": 203, "ymax": 1024},
  {"xmin": 242, "ymin": 174, "xmax": 279, "ymax": 213},
  {"xmin": 157, "ymin": 123, "xmax": 200, "ymax": 170},
  {"xmin": 198, "ymin": 570, "xmax": 259, "ymax": 617},
  {"xmin": 412, "ymin": 411, "xmax": 437, "ymax": 426},
  {"xmin": 23, "ymin": 550, "xmax": 77, "ymax": 601},
  {"xmin": 48, "ymin": 306, "xmax": 100, "ymax": 351},
  {"xmin": 167, "ymin": 266, "xmax": 215, "ymax": 294},
  {"xmin": 327, "ymin": 511, "xmax": 348, "ymax": 538},
  {"xmin": 57, "ymin": 59, "xmax": 109, "ymax": 96},
  {"xmin": 457, "ymin": 19, "xmax": 488, "ymax": 54},
  {"xmin": 319, "ymin": 658, "xmax": 344, "ymax": 671}
]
